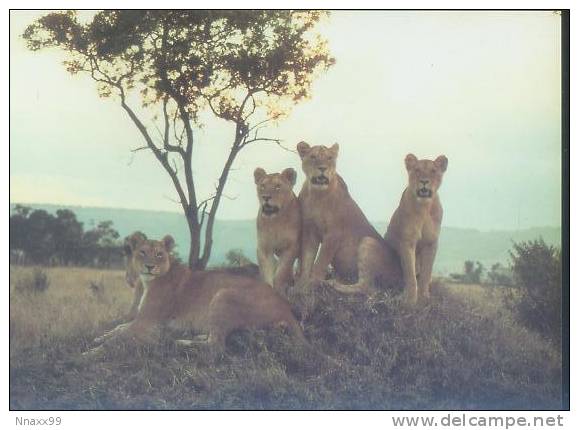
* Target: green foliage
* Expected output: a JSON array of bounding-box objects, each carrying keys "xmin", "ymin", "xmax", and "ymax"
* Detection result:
[
  {"xmin": 486, "ymin": 262, "xmax": 514, "ymax": 286},
  {"xmin": 9, "ymin": 205, "xmax": 123, "ymax": 267},
  {"xmin": 225, "ymin": 248, "xmax": 253, "ymax": 267},
  {"xmin": 508, "ymin": 238, "xmax": 562, "ymax": 346},
  {"xmin": 23, "ymin": 11, "xmax": 334, "ymax": 119},
  {"xmin": 22, "ymin": 11, "xmax": 334, "ymax": 269},
  {"xmin": 449, "ymin": 260, "xmax": 484, "ymax": 284}
]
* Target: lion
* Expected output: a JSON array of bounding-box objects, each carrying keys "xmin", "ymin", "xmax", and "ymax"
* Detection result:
[
  {"xmin": 122, "ymin": 232, "xmax": 260, "ymax": 320},
  {"xmin": 86, "ymin": 234, "xmax": 306, "ymax": 356},
  {"xmin": 254, "ymin": 167, "xmax": 301, "ymax": 292},
  {"xmin": 384, "ymin": 153, "xmax": 448, "ymax": 304},
  {"xmin": 123, "ymin": 231, "xmax": 147, "ymax": 320},
  {"xmin": 296, "ymin": 141, "xmax": 400, "ymax": 288}
]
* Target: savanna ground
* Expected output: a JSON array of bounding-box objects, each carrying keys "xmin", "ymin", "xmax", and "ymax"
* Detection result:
[{"xmin": 10, "ymin": 265, "xmax": 563, "ymax": 410}]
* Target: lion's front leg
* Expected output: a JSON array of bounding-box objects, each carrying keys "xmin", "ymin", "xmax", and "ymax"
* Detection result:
[
  {"xmin": 417, "ymin": 242, "xmax": 438, "ymax": 302},
  {"xmin": 298, "ymin": 224, "xmax": 320, "ymax": 283},
  {"xmin": 93, "ymin": 322, "xmax": 131, "ymax": 345},
  {"xmin": 85, "ymin": 320, "xmax": 158, "ymax": 357},
  {"xmin": 126, "ymin": 281, "xmax": 144, "ymax": 320},
  {"xmin": 399, "ymin": 243, "xmax": 418, "ymax": 305},
  {"xmin": 273, "ymin": 246, "xmax": 298, "ymax": 291},
  {"xmin": 311, "ymin": 234, "xmax": 340, "ymax": 282},
  {"xmin": 257, "ymin": 248, "xmax": 277, "ymax": 287}
]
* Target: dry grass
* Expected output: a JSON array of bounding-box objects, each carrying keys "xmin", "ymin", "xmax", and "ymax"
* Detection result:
[{"xmin": 10, "ymin": 267, "xmax": 563, "ymax": 410}]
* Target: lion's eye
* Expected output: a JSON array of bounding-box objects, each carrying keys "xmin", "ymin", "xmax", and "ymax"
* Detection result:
[
  {"xmin": 275, "ymin": 185, "xmax": 281, "ymax": 190},
  {"xmin": 156, "ymin": 252, "xmax": 163, "ymax": 259},
  {"xmin": 139, "ymin": 250, "xmax": 146, "ymax": 257}
]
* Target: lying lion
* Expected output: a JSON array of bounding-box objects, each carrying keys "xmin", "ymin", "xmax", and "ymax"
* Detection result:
[
  {"xmin": 86, "ymin": 234, "xmax": 306, "ymax": 356},
  {"xmin": 385, "ymin": 153, "xmax": 448, "ymax": 304},
  {"xmin": 122, "ymin": 232, "xmax": 259, "ymax": 320},
  {"xmin": 296, "ymin": 141, "xmax": 400, "ymax": 288},
  {"xmin": 254, "ymin": 167, "xmax": 301, "ymax": 292},
  {"xmin": 123, "ymin": 231, "xmax": 147, "ymax": 320}
]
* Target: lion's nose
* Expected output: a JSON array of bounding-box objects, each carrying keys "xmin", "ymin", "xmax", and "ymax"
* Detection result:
[
  {"xmin": 145, "ymin": 265, "xmax": 155, "ymax": 272},
  {"xmin": 319, "ymin": 167, "xmax": 327, "ymax": 173},
  {"xmin": 420, "ymin": 180, "xmax": 429, "ymax": 186},
  {"xmin": 262, "ymin": 195, "xmax": 271, "ymax": 202}
]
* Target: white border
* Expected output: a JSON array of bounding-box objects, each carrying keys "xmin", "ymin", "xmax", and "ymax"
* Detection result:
[{"xmin": 3, "ymin": 1, "xmax": 575, "ymax": 429}]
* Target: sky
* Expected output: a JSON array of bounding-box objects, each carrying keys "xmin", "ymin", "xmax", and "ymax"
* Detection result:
[{"xmin": 9, "ymin": 10, "xmax": 562, "ymax": 231}]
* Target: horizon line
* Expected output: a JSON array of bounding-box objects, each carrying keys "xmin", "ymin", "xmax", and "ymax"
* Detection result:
[{"xmin": 9, "ymin": 200, "xmax": 563, "ymax": 234}]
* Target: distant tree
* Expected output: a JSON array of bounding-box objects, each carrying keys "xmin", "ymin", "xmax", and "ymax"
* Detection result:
[
  {"xmin": 23, "ymin": 10, "xmax": 334, "ymax": 269},
  {"xmin": 9, "ymin": 205, "xmax": 32, "ymax": 254},
  {"xmin": 449, "ymin": 260, "xmax": 484, "ymax": 284},
  {"xmin": 53, "ymin": 209, "xmax": 84, "ymax": 265},
  {"xmin": 82, "ymin": 220, "xmax": 122, "ymax": 267},
  {"xmin": 10, "ymin": 207, "xmax": 124, "ymax": 268},
  {"xmin": 25, "ymin": 209, "xmax": 57, "ymax": 264},
  {"xmin": 225, "ymin": 248, "xmax": 253, "ymax": 267},
  {"xmin": 463, "ymin": 260, "xmax": 484, "ymax": 284}
]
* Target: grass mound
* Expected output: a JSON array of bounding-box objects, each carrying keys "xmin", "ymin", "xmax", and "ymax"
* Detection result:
[{"xmin": 10, "ymin": 267, "xmax": 563, "ymax": 410}]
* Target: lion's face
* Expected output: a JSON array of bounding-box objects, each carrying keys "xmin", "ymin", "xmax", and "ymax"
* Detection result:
[
  {"xmin": 125, "ymin": 233, "xmax": 175, "ymax": 282},
  {"xmin": 297, "ymin": 141, "xmax": 339, "ymax": 190},
  {"xmin": 405, "ymin": 154, "xmax": 448, "ymax": 200},
  {"xmin": 254, "ymin": 168, "xmax": 297, "ymax": 217}
]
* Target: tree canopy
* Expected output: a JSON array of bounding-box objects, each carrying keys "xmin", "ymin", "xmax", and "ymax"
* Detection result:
[{"xmin": 23, "ymin": 10, "xmax": 334, "ymax": 268}]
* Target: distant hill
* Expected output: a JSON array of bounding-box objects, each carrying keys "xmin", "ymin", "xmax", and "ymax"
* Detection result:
[{"xmin": 10, "ymin": 203, "xmax": 561, "ymax": 274}]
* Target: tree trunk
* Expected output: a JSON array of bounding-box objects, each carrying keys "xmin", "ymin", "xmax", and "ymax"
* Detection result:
[{"xmin": 187, "ymin": 215, "xmax": 202, "ymax": 270}]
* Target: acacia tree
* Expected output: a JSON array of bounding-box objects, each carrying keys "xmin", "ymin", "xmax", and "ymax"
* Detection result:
[{"xmin": 23, "ymin": 10, "xmax": 334, "ymax": 269}]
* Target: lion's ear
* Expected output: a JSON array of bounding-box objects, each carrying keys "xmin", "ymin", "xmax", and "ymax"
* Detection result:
[
  {"xmin": 330, "ymin": 143, "xmax": 339, "ymax": 156},
  {"xmin": 405, "ymin": 153, "xmax": 418, "ymax": 171},
  {"xmin": 281, "ymin": 168, "xmax": 297, "ymax": 186},
  {"xmin": 162, "ymin": 235, "xmax": 175, "ymax": 252},
  {"xmin": 297, "ymin": 141, "xmax": 311, "ymax": 159},
  {"xmin": 125, "ymin": 231, "xmax": 147, "ymax": 255},
  {"xmin": 434, "ymin": 155, "xmax": 448, "ymax": 172},
  {"xmin": 254, "ymin": 167, "xmax": 266, "ymax": 184}
]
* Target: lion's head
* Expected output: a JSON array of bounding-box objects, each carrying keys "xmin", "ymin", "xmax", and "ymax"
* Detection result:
[
  {"xmin": 124, "ymin": 232, "xmax": 175, "ymax": 282},
  {"xmin": 297, "ymin": 141, "xmax": 339, "ymax": 190},
  {"xmin": 254, "ymin": 167, "xmax": 297, "ymax": 217},
  {"xmin": 404, "ymin": 154, "xmax": 448, "ymax": 200}
]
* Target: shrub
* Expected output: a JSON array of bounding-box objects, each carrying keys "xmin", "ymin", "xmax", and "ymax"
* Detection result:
[
  {"xmin": 449, "ymin": 260, "xmax": 484, "ymax": 284},
  {"xmin": 225, "ymin": 249, "xmax": 253, "ymax": 267},
  {"xmin": 486, "ymin": 263, "xmax": 514, "ymax": 287},
  {"xmin": 15, "ymin": 267, "xmax": 50, "ymax": 294},
  {"xmin": 508, "ymin": 238, "xmax": 562, "ymax": 346}
]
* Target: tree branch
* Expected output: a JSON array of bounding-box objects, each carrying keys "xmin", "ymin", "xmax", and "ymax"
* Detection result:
[{"xmin": 115, "ymin": 83, "xmax": 190, "ymax": 216}]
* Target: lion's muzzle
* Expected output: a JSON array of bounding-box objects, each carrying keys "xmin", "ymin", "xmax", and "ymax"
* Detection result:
[
  {"xmin": 261, "ymin": 203, "xmax": 280, "ymax": 216},
  {"xmin": 311, "ymin": 175, "xmax": 330, "ymax": 186},
  {"xmin": 417, "ymin": 187, "xmax": 432, "ymax": 198}
]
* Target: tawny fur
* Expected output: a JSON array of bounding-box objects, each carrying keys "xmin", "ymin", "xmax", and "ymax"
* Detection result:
[
  {"xmin": 254, "ymin": 167, "xmax": 301, "ymax": 293},
  {"xmin": 123, "ymin": 231, "xmax": 148, "ymax": 320},
  {"xmin": 122, "ymin": 231, "xmax": 260, "ymax": 320},
  {"xmin": 385, "ymin": 154, "xmax": 448, "ymax": 304},
  {"xmin": 296, "ymin": 141, "xmax": 399, "ymax": 286},
  {"xmin": 90, "ymin": 235, "xmax": 304, "ymax": 354}
]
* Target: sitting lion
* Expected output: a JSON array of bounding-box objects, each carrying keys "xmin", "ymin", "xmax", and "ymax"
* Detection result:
[
  {"xmin": 296, "ymin": 141, "xmax": 399, "ymax": 287},
  {"xmin": 87, "ymin": 234, "xmax": 305, "ymax": 355},
  {"xmin": 254, "ymin": 167, "xmax": 301, "ymax": 292},
  {"xmin": 385, "ymin": 153, "xmax": 448, "ymax": 304}
]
